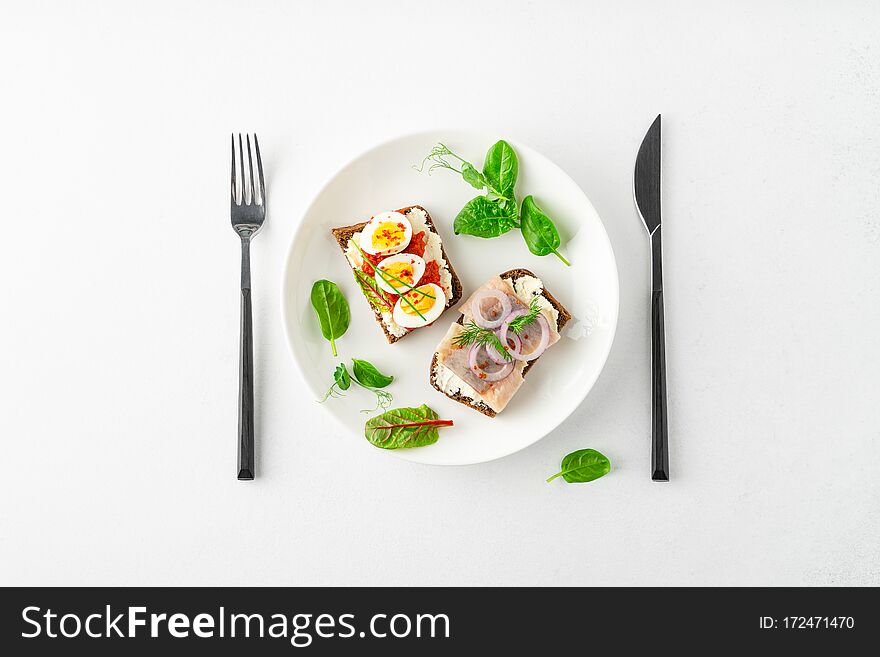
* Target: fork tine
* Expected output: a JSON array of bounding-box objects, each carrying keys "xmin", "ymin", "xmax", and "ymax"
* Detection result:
[
  {"xmin": 246, "ymin": 134, "xmax": 256, "ymax": 207},
  {"xmin": 253, "ymin": 134, "xmax": 265, "ymax": 206},
  {"xmin": 230, "ymin": 133, "xmax": 237, "ymax": 204},
  {"xmin": 238, "ymin": 134, "xmax": 247, "ymax": 205}
]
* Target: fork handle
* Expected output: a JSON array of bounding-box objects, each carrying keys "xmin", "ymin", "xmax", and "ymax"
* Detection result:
[
  {"xmin": 650, "ymin": 228, "xmax": 669, "ymax": 482},
  {"xmin": 238, "ymin": 237, "xmax": 255, "ymax": 480}
]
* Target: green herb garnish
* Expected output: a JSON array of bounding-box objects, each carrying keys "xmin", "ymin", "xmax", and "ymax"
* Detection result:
[
  {"xmin": 417, "ymin": 140, "xmax": 570, "ymax": 265},
  {"xmin": 482, "ymin": 140, "xmax": 518, "ymax": 201},
  {"xmin": 310, "ymin": 280, "xmax": 350, "ymax": 357},
  {"xmin": 353, "ymin": 269, "xmax": 393, "ymax": 312},
  {"xmin": 416, "ymin": 142, "xmax": 516, "ymax": 202},
  {"xmin": 521, "ymin": 195, "xmax": 570, "ymax": 266},
  {"xmin": 451, "ymin": 321, "xmax": 513, "ymax": 361},
  {"xmin": 351, "ymin": 240, "xmax": 434, "ymax": 299},
  {"xmin": 547, "ymin": 449, "xmax": 611, "ymax": 483},
  {"xmin": 453, "ymin": 196, "xmax": 519, "ymax": 238},
  {"xmin": 364, "ymin": 404, "xmax": 453, "ymax": 449},
  {"xmin": 450, "ymin": 297, "xmax": 543, "ymax": 359},
  {"xmin": 507, "ymin": 297, "xmax": 542, "ymax": 334},
  {"xmin": 321, "ymin": 360, "xmax": 394, "ymax": 413},
  {"xmin": 377, "ymin": 267, "xmax": 435, "ymax": 299},
  {"xmin": 350, "ymin": 240, "xmax": 430, "ymax": 322},
  {"xmin": 351, "ymin": 358, "xmax": 394, "ymax": 388},
  {"xmin": 394, "ymin": 290, "xmax": 427, "ymax": 322},
  {"xmin": 321, "ymin": 363, "xmax": 351, "ymax": 398}
]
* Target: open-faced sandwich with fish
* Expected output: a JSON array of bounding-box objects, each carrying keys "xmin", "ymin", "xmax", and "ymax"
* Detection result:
[
  {"xmin": 430, "ymin": 269, "xmax": 570, "ymax": 417},
  {"xmin": 331, "ymin": 205, "xmax": 462, "ymax": 343}
]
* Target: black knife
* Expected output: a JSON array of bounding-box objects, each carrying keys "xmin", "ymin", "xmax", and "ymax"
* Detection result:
[{"xmin": 634, "ymin": 114, "xmax": 669, "ymax": 482}]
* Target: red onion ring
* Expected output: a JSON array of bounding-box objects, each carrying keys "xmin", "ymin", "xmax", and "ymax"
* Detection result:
[
  {"xmin": 468, "ymin": 342, "xmax": 514, "ymax": 382},
  {"xmin": 487, "ymin": 332, "xmax": 522, "ymax": 365},
  {"xmin": 499, "ymin": 310, "xmax": 550, "ymax": 361},
  {"xmin": 470, "ymin": 289, "xmax": 511, "ymax": 329}
]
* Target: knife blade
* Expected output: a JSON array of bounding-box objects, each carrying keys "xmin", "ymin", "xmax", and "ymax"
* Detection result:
[
  {"xmin": 633, "ymin": 114, "xmax": 669, "ymax": 482},
  {"xmin": 634, "ymin": 114, "xmax": 661, "ymax": 235}
]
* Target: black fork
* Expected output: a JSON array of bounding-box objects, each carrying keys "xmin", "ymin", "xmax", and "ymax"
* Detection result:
[{"xmin": 231, "ymin": 134, "xmax": 266, "ymax": 480}]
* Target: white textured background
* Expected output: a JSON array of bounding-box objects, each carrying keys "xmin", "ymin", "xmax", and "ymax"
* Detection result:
[{"xmin": 1, "ymin": 0, "xmax": 878, "ymax": 586}]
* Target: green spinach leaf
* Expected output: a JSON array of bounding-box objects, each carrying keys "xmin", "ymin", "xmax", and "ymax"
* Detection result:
[
  {"xmin": 310, "ymin": 279, "xmax": 350, "ymax": 356},
  {"xmin": 454, "ymin": 196, "xmax": 518, "ymax": 238},
  {"xmin": 482, "ymin": 140, "xmax": 518, "ymax": 200},
  {"xmin": 417, "ymin": 139, "xmax": 571, "ymax": 266},
  {"xmin": 497, "ymin": 197, "xmax": 519, "ymax": 223},
  {"xmin": 364, "ymin": 404, "xmax": 454, "ymax": 449},
  {"xmin": 520, "ymin": 196, "xmax": 571, "ymax": 266},
  {"xmin": 334, "ymin": 363, "xmax": 351, "ymax": 391},
  {"xmin": 351, "ymin": 359, "xmax": 393, "ymax": 388},
  {"xmin": 546, "ymin": 448, "xmax": 611, "ymax": 483}
]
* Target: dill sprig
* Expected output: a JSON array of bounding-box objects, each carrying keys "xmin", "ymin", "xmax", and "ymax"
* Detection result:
[
  {"xmin": 508, "ymin": 297, "xmax": 542, "ymax": 334},
  {"xmin": 451, "ymin": 298, "xmax": 544, "ymax": 360},
  {"xmin": 452, "ymin": 322, "xmax": 513, "ymax": 362}
]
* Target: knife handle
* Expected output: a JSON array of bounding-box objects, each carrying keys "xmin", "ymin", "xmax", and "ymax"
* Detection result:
[
  {"xmin": 238, "ymin": 238, "xmax": 255, "ymax": 481},
  {"xmin": 650, "ymin": 229, "xmax": 669, "ymax": 481}
]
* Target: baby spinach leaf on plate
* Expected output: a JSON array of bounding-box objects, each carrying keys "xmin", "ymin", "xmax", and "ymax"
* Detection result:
[
  {"xmin": 497, "ymin": 197, "xmax": 520, "ymax": 224},
  {"xmin": 546, "ymin": 448, "xmax": 611, "ymax": 483},
  {"xmin": 454, "ymin": 196, "xmax": 518, "ymax": 238},
  {"xmin": 351, "ymin": 359, "xmax": 393, "ymax": 388},
  {"xmin": 520, "ymin": 196, "xmax": 571, "ymax": 266},
  {"xmin": 310, "ymin": 279, "xmax": 350, "ymax": 356},
  {"xmin": 483, "ymin": 140, "xmax": 518, "ymax": 200},
  {"xmin": 418, "ymin": 139, "xmax": 571, "ymax": 266},
  {"xmin": 364, "ymin": 404, "xmax": 454, "ymax": 449}
]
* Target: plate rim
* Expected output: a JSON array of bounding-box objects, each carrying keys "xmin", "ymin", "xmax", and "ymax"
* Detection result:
[{"xmin": 281, "ymin": 128, "xmax": 620, "ymax": 466}]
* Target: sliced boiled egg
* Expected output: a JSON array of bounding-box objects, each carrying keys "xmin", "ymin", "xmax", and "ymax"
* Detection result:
[
  {"xmin": 374, "ymin": 253, "xmax": 426, "ymax": 294},
  {"xmin": 392, "ymin": 283, "xmax": 446, "ymax": 329},
  {"xmin": 359, "ymin": 211, "xmax": 412, "ymax": 256}
]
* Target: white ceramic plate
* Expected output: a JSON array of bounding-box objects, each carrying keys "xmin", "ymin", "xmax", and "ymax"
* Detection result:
[{"xmin": 282, "ymin": 130, "xmax": 618, "ymax": 465}]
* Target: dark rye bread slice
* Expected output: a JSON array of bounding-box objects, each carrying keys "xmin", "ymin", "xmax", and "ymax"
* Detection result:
[
  {"xmin": 429, "ymin": 269, "xmax": 572, "ymax": 417},
  {"xmin": 330, "ymin": 205, "xmax": 463, "ymax": 344}
]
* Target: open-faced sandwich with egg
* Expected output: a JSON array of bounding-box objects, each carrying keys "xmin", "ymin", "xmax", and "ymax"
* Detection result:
[
  {"xmin": 331, "ymin": 205, "xmax": 462, "ymax": 343},
  {"xmin": 430, "ymin": 269, "xmax": 571, "ymax": 417}
]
